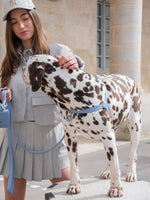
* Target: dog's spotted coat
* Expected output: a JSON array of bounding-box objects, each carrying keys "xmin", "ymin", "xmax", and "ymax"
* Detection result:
[{"xmin": 23, "ymin": 55, "xmax": 142, "ymax": 198}]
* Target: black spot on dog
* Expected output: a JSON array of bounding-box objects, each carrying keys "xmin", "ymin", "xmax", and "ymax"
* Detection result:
[
  {"xmin": 95, "ymin": 85, "xmax": 100, "ymax": 94},
  {"xmin": 77, "ymin": 73, "xmax": 84, "ymax": 81},
  {"xmin": 86, "ymin": 82, "xmax": 91, "ymax": 87},
  {"xmin": 29, "ymin": 62, "xmax": 45, "ymax": 92},
  {"xmin": 68, "ymin": 138, "xmax": 72, "ymax": 146},
  {"xmin": 66, "ymin": 132, "xmax": 69, "ymax": 137},
  {"xmin": 68, "ymin": 69, "xmax": 73, "ymax": 74},
  {"xmin": 54, "ymin": 76, "xmax": 72, "ymax": 95},
  {"xmin": 70, "ymin": 78, "xmax": 77, "ymax": 88},
  {"xmin": 109, "ymin": 147, "xmax": 114, "ymax": 156},
  {"xmin": 93, "ymin": 119, "xmax": 99, "ymax": 125},
  {"xmin": 53, "ymin": 61, "xmax": 60, "ymax": 68},
  {"xmin": 107, "ymin": 152, "xmax": 111, "ymax": 161},
  {"xmin": 91, "ymin": 130, "xmax": 98, "ymax": 135},
  {"xmin": 83, "ymin": 87, "xmax": 89, "ymax": 92},
  {"xmin": 107, "ymin": 136, "xmax": 112, "ymax": 140},
  {"xmin": 72, "ymin": 142, "xmax": 77, "ymax": 153}
]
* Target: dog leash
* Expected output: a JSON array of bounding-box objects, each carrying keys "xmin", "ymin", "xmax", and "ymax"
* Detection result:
[
  {"xmin": 67, "ymin": 84, "xmax": 110, "ymax": 122},
  {"xmin": 12, "ymin": 127, "xmax": 65, "ymax": 154},
  {"xmin": 0, "ymin": 89, "xmax": 14, "ymax": 194},
  {"xmin": 0, "ymin": 89, "xmax": 65, "ymax": 194}
]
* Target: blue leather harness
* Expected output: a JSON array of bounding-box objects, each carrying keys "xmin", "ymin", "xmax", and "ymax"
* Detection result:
[{"xmin": 67, "ymin": 85, "xmax": 110, "ymax": 122}]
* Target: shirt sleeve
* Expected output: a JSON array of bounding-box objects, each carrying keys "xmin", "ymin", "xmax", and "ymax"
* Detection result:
[
  {"xmin": 50, "ymin": 43, "xmax": 85, "ymax": 70},
  {"xmin": 75, "ymin": 54, "xmax": 85, "ymax": 70}
]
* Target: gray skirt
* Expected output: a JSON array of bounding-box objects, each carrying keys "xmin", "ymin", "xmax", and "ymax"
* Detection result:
[{"xmin": 0, "ymin": 121, "xmax": 69, "ymax": 181}]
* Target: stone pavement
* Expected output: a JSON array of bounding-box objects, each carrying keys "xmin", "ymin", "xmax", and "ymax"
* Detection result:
[
  {"xmin": 0, "ymin": 137, "xmax": 150, "ymax": 200},
  {"xmin": 45, "ymin": 178, "xmax": 150, "ymax": 200}
]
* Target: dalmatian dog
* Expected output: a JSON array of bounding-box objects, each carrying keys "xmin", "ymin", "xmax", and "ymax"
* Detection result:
[{"xmin": 23, "ymin": 54, "xmax": 142, "ymax": 198}]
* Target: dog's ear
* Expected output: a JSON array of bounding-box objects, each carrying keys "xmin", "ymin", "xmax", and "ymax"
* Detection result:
[{"xmin": 29, "ymin": 64, "xmax": 45, "ymax": 92}]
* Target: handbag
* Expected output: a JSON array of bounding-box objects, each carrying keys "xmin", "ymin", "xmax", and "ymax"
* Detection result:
[
  {"xmin": 0, "ymin": 88, "xmax": 65, "ymax": 194},
  {"xmin": 0, "ymin": 88, "xmax": 14, "ymax": 194}
]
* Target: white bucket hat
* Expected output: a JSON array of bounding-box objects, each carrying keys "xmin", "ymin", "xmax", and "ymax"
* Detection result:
[{"xmin": 3, "ymin": 0, "xmax": 36, "ymax": 21}]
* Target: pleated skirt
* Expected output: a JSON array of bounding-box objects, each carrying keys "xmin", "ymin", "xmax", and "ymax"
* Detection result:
[{"xmin": 0, "ymin": 121, "xmax": 69, "ymax": 181}]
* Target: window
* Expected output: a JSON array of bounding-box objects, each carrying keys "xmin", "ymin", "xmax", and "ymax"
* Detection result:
[{"xmin": 97, "ymin": 0, "xmax": 110, "ymax": 73}]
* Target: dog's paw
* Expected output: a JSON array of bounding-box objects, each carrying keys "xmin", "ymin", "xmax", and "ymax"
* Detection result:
[
  {"xmin": 66, "ymin": 183, "xmax": 81, "ymax": 195},
  {"xmin": 108, "ymin": 187, "xmax": 123, "ymax": 198},
  {"xmin": 125, "ymin": 172, "xmax": 137, "ymax": 182},
  {"xmin": 100, "ymin": 170, "xmax": 110, "ymax": 179}
]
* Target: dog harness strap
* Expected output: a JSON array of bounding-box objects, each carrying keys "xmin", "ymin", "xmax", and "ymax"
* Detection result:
[{"xmin": 67, "ymin": 85, "xmax": 110, "ymax": 122}]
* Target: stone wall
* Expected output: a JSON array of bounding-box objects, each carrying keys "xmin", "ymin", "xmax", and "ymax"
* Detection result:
[
  {"xmin": 0, "ymin": 0, "xmax": 97, "ymax": 74},
  {"xmin": 141, "ymin": 0, "xmax": 150, "ymax": 92},
  {"xmin": 0, "ymin": 0, "xmax": 6, "ymax": 65}
]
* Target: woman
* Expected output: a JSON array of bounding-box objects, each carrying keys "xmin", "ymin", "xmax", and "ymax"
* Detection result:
[{"xmin": 0, "ymin": 0, "xmax": 84, "ymax": 199}]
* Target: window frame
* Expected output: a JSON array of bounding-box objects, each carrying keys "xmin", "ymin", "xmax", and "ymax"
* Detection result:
[{"xmin": 97, "ymin": 0, "xmax": 110, "ymax": 74}]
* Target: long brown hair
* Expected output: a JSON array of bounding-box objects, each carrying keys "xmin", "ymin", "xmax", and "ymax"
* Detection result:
[{"xmin": 0, "ymin": 9, "xmax": 50, "ymax": 87}]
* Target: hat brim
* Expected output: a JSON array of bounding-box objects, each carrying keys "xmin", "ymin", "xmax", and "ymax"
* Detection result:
[{"xmin": 3, "ymin": 6, "xmax": 36, "ymax": 21}]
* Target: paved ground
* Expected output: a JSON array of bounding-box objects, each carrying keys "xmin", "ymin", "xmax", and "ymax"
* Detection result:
[{"xmin": 0, "ymin": 136, "xmax": 150, "ymax": 199}]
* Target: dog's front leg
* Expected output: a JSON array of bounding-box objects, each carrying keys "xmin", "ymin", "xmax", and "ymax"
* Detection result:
[
  {"xmin": 64, "ymin": 128, "xmax": 81, "ymax": 194},
  {"xmin": 101, "ymin": 131, "xmax": 123, "ymax": 198}
]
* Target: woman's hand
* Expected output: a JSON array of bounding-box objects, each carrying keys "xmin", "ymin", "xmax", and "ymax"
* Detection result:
[
  {"xmin": 6, "ymin": 87, "xmax": 12, "ymax": 102},
  {"xmin": 55, "ymin": 53, "xmax": 79, "ymax": 69},
  {"xmin": 0, "ymin": 87, "xmax": 12, "ymax": 103}
]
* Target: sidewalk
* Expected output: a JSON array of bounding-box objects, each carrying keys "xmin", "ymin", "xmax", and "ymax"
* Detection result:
[{"xmin": 0, "ymin": 137, "xmax": 150, "ymax": 199}]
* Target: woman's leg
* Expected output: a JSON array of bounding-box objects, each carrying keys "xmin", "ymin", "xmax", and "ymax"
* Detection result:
[
  {"xmin": 4, "ymin": 177, "xmax": 26, "ymax": 200},
  {"xmin": 50, "ymin": 167, "xmax": 70, "ymax": 184}
]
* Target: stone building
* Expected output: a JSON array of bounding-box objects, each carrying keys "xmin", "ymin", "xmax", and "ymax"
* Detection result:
[{"xmin": 0, "ymin": 0, "xmax": 149, "ymax": 139}]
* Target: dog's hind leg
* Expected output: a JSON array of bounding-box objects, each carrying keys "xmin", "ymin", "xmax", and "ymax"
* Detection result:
[
  {"xmin": 126, "ymin": 92, "xmax": 142, "ymax": 182},
  {"xmin": 126, "ymin": 117, "xmax": 141, "ymax": 182}
]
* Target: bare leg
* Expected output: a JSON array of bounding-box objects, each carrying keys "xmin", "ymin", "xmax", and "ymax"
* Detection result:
[
  {"xmin": 50, "ymin": 167, "xmax": 70, "ymax": 184},
  {"xmin": 100, "ymin": 163, "xmax": 110, "ymax": 179},
  {"xmin": 4, "ymin": 177, "xmax": 26, "ymax": 200}
]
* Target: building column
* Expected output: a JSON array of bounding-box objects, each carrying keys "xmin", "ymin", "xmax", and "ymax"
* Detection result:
[
  {"xmin": 109, "ymin": 0, "xmax": 143, "ymax": 140},
  {"xmin": 110, "ymin": 0, "xmax": 143, "ymax": 88}
]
